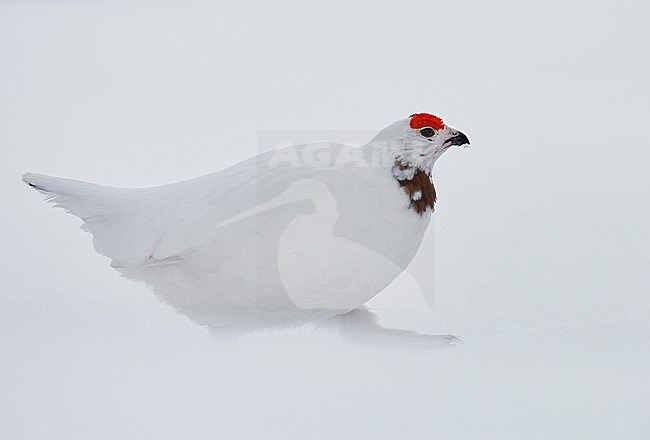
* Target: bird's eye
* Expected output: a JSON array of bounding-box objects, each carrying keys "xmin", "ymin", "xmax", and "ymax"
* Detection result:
[{"xmin": 419, "ymin": 127, "xmax": 435, "ymax": 138}]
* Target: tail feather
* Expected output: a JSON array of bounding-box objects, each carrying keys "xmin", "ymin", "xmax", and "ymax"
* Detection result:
[
  {"xmin": 22, "ymin": 173, "xmax": 131, "ymax": 219},
  {"xmin": 23, "ymin": 173, "xmax": 158, "ymax": 267}
]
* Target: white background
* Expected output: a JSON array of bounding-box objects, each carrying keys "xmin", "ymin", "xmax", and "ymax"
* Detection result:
[{"xmin": 1, "ymin": 1, "xmax": 649, "ymax": 438}]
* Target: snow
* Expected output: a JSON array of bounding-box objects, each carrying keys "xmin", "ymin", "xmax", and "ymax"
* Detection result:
[{"xmin": 1, "ymin": 0, "xmax": 649, "ymax": 438}]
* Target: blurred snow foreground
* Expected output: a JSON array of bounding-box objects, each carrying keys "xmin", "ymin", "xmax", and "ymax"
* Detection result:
[{"xmin": 23, "ymin": 113, "xmax": 469, "ymax": 349}]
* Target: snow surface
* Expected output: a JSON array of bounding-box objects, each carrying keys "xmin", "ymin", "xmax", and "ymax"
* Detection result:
[{"xmin": 1, "ymin": 1, "xmax": 649, "ymax": 438}]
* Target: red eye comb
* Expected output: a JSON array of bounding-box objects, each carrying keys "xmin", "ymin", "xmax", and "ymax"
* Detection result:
[{"xmin": 409, "ymin": 113, "xmax": 445, "ymax": 130}]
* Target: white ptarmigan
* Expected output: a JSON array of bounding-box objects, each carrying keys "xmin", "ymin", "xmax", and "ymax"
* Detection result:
[{"xmin": 24, "ymin": 113, "xmax": 469, "ymax": 347}]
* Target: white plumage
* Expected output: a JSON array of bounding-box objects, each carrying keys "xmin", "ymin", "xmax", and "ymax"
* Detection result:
[{"xmin": 24, "ymin": 113, "xmax": 469, "ymax": 345}]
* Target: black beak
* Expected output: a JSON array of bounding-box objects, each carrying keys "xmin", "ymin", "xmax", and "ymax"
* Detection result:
[{"xmin": 444, "ymin": 131, "xmax": 470, "ymax": 147}]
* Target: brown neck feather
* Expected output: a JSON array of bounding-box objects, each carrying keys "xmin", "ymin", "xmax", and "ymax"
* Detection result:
[{"xmin": 394, "ymin": 162, "xmax": 437, "ymax": 215}]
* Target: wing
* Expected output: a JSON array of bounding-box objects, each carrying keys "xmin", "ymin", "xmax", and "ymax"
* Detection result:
[{"xmin": 24, "ymin": 143, "xmax": 391, "ymax": 269}]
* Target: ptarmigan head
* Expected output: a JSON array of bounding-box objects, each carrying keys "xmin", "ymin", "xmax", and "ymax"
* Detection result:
[
  {"xmin": 370, "ymin": 113, "xmax": 470, "ymax": 175},
  {"xmin": 367, "ymin": 113, "xmax": 469, "ymax": 215}
]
